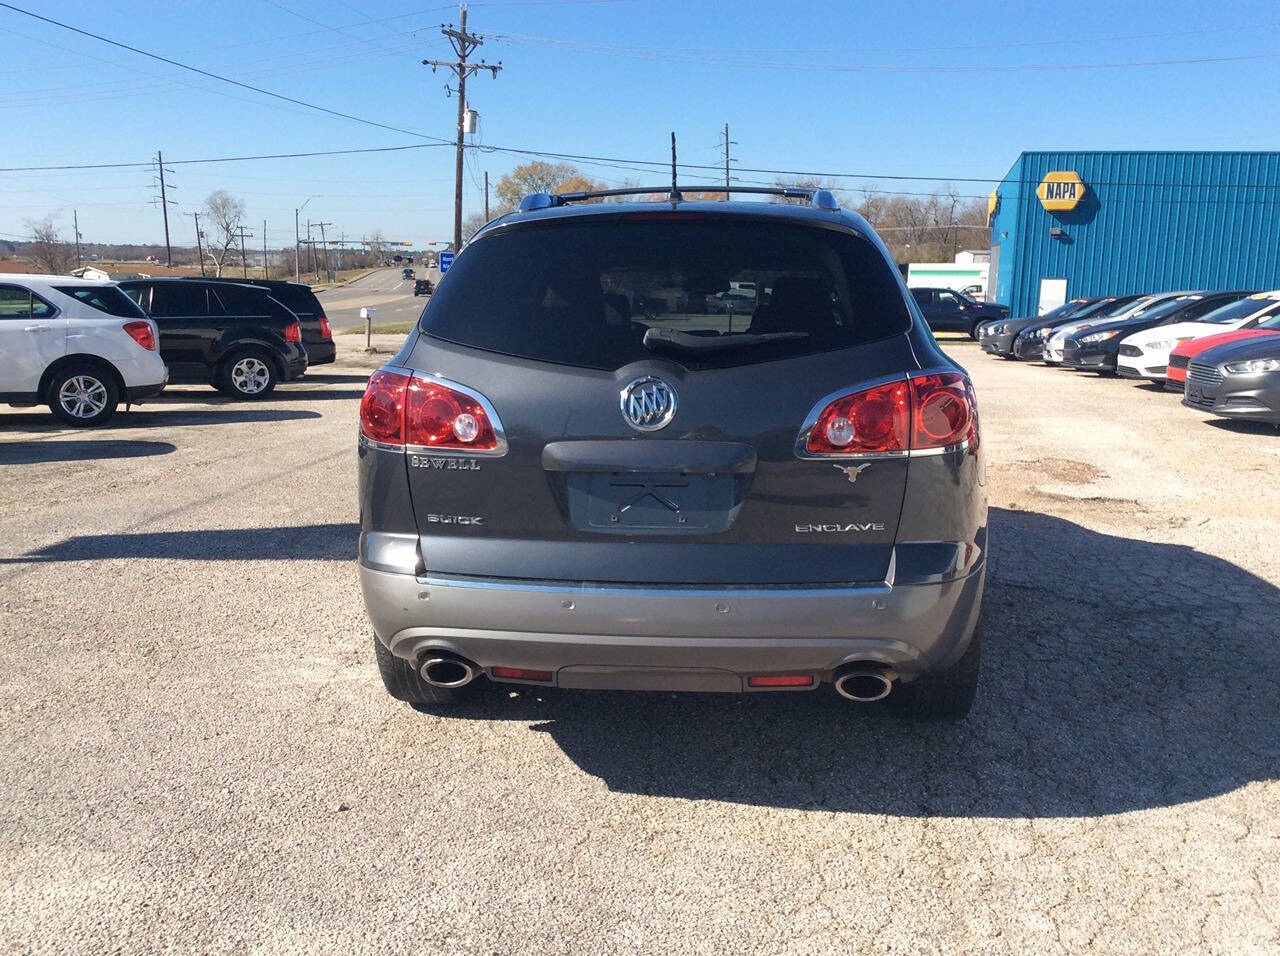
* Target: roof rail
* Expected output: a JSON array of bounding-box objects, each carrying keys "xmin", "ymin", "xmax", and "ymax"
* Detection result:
[{"xmin": 517, "ymin": 185, "xmax": 841, "ymax": 211}]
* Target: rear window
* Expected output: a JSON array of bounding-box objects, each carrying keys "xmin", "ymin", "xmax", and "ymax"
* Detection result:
[
  {"xmin": 257, "ymin": 283, "xmax": 319, "ymax": 317},
  {"xmin": 54, "ymin": 286, "xmax": 146, "ymax": 318},
  {"xmin": 420, "ymin": 218, "xmax": 911, "ymax": 369}
]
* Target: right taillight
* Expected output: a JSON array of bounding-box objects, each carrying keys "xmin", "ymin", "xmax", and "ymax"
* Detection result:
[
  {"xmin": 802, "ymin": 371, "xmax": 976, "ymax": 457},
  {"xmin": 909, "ymin": 372, "xmax": 972, "ymax": 451},
  {"xmin": 359, "ymin": 367, "xmax": 506, "ymax": 455}
]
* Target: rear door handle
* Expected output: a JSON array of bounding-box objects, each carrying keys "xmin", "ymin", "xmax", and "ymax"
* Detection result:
[{"xmin": 24, "ymin": 325, "xmax": 52, "ymax": 332}]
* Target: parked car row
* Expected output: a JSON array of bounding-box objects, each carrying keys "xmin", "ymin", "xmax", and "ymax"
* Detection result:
[
  {"xmin": 975, "ymin": 290, "xmax": 1280, "ymax": 428},
  {"xmin": 0, "ymin": 273, "xmax": 336, "ymax": 427}
]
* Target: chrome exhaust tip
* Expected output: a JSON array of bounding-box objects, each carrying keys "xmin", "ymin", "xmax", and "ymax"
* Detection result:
[
  {"xmin": 419, "ymin": 655, "xmax": 477, "ymax": 688},
  {"xmin": 833, "ymin": 665, "xmax": 897, "ymax": 703}
]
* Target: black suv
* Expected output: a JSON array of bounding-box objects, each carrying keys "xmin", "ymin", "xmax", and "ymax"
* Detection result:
[
  {"xmin": 118, "ymin": 278, "xmax": 308, "ymax": 398},
  {"xmin": 188, "ymin": 277, "xmax": 335, "ymax": 365},
  {"xmin": 910, "ymin": 287, "xmax": 1008, "ymax": 338},
  {"xmin": 358, "ymin": 186, "xmax": 986, "ymax": 718},
  {"xmin": 414, "ymin": 278, "xmax": 434, "ymax": 297}
]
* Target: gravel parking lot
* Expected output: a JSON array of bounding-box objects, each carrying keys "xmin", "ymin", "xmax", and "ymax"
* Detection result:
[{"xmin": 1, "ymin": 336, "xmax": 1277, "ymax": 953}]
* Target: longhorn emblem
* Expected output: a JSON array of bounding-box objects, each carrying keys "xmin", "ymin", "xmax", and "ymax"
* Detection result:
[{"xmin": 833, "ymin": 463, "xmax": 871, "ymax": 484}]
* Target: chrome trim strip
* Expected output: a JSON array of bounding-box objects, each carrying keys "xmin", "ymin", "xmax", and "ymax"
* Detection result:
[{"xmin": 415, "ymin": 574, "xmax": 893, "ymax": 597}]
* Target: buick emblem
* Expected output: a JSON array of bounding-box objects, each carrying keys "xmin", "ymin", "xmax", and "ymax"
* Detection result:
[{"xmin": 620, "ymin": 376, "xmax": 677, "ymax": 432}]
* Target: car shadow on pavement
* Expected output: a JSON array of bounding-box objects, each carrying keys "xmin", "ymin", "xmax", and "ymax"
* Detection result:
[
  {"xmin": 299, "ymin": 373, "xmax": 372, "ymax": 384},
  {"xmin": 0, "ymin": 439, "xmax": 177, "ymax": 465},
  {"xmin": 4, "ymin": 522, "xmax": 358, "ymax": 563},
  {"xmin": 1204, "ymin": 419, "xmax": 1280, "ymax": 435},
  {"xmin": 150, "ymin": 389, "xmax": 365, "ymax": 404},
  {"xmin": 0, "ymin": 408, "xmax": 321, "ymax": 430},
  {"xmin": 421, "ymin": 507, "xmax": 1279, "ymax": 818}
]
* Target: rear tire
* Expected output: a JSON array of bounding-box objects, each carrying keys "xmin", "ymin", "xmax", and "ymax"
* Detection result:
[
  {"xmin": 373, "ymin": 633, "xmax": 473, "ymax": 706},
  {"xmin": 891, "ymin": 629, "xmax": 981, "ymax": 720},
  {"xmin": 217, "ymin": 347, "xmax": 278, "ymax": 399},
  {"xmin": 47, "ymin": 364, "xmax": 120, "ymax": 427}
]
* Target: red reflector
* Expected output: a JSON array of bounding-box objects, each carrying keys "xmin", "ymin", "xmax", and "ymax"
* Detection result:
[
  {"xmin": 748, "ymin": 675, "xmax": 814, "ymax": 688},
  {"xmin": 122, "ymin": 320, "xmax": 156, "ymax": 351},
  {"xmin": 492, "ymin": 667, "xmax": 553, "ymax": 682},
  {"xmin": 405, "ymin": 378, "xmax": 498, "ymax": 451},
  {"xmin": 283, "ymin": 322, "xmax": 302, "ymax": 343},
  {"xmin": 359, "ymin": 368, "xmax": 410, "ymax": 444},
  {"xmin": 319, "ymin": 315, "xmax": 332, "ymax": 339}
]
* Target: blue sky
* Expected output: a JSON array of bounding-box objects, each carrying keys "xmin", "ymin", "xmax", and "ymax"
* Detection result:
[{"xmin": 2, "ymin": 0, "xmax": 1279, "ymax": 248}]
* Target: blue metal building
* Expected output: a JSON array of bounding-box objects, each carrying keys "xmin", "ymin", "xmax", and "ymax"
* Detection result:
[{"xmin": 988, "ymin": 150, "xmax": 1280, "ymax": 317}]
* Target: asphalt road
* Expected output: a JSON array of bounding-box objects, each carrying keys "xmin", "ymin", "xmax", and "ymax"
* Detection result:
[
  {"xmin": 1, "ymin": 340, "xmax": 1277, "ymax": 953},
  {"xmin": 317, "ymin": 267, "xmax": 437, "ymax": 330}
]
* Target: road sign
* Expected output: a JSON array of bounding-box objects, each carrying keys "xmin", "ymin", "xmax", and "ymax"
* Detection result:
[{"xmin": 439, "ymin": 251, "xmax": 455, "ymax": 273}]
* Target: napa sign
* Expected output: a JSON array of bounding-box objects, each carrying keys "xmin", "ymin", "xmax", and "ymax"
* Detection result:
[{"xmin": 1036, "ymin": 171, "xmax": 1086, "ymax": 212}]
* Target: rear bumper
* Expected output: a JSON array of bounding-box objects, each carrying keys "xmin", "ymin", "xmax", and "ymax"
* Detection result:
[
  {"xmin": 305, "ymin": 340, "xmax": 336, "ymax": 365},
  {"xmin": 359, "ymin": 559, "xmax": 985, "ymax": 692},
  {"xmin": 125, "ymin": 381, "xmax": 166, "ymax": 402}
]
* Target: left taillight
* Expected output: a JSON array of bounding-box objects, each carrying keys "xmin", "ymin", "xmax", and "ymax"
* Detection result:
[
  {"xmin": 360, "ymin": 368, "xmax": 505, "ymax": 454},
  {"xmin": 122, "ymin": 320, "xmax": 156, "ymax": 351},
  {"xmin": 318, "ymin": 315, "xmax": 332, "ymax": 339},
  {"xmin": 284, "ymin": 322, "xmax": 302, "ymax": 343},
  {"xmin": 360, "ymin": 368, "xmax": 410, "ymax": 445}
]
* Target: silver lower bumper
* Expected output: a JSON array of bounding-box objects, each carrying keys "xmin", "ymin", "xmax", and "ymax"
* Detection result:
[{"xmin": 360, "ymin": 562, "xmax": 984, "ymax": 692}]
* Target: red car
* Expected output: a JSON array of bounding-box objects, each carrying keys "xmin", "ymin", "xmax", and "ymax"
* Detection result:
[{"xmin": 1167, "ymin": 312, "xmax": 1280, "ymax": 389}]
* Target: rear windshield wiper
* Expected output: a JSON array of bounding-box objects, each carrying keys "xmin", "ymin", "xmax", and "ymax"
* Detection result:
[{"xmin": 642, "ymin": 326, "xmax": 808, "ymax": 355}]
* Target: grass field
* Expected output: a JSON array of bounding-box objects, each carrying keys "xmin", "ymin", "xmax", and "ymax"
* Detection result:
[{"xmin": 340, "ymin": 322, "xmax": 415, "ymax": 335}]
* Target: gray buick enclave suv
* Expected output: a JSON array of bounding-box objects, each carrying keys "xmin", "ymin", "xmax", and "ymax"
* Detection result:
[{"xmin": 358, "ymin": 186, "xmax": 987, "ymax": 718}]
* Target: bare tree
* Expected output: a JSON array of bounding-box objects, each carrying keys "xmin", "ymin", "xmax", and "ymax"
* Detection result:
[
  {"xmin": 24, "ymin": 215, "xmax": 76, "ymax": 275},
  {"xmin": 365, "ymin": 228, "xmax": 387, "ymax": 264},
  {"xmin": 203, "ymin": 190, "xmax": 245, "ymax": 278}
]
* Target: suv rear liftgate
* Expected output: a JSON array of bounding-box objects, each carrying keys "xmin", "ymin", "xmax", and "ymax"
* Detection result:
[{"xmin": 359, "ymin": 188, "xmax": 986, "ymax": 709}]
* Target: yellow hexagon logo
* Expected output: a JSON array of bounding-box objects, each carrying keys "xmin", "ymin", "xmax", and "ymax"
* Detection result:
[{"xmin": 1036, "ymin": 171, "xmax": 1086, "ymax": 211}]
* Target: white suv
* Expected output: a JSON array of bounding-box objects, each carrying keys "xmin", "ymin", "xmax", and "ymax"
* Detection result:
[{"xmin": 0, "ymin": 275, "xmax": 167, "ymax": 427}]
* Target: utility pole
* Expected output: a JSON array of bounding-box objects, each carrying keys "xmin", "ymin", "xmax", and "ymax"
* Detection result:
[
  {"xmin": 155, "ymin": 150, "xmax": 174, "ymax": 266},
  {"xmin": 237, "ymin": 224, "xmax": 254, "ymax": 279},
  {"xmin": 484, "ymin": 170, "xmax": 489, "ymax": 221},
  {"xmin": 262, "ymin": 219, "xmax": 269, "ymax": 279},
  {"xmin": 423, "ymin": 5, "xmax": 502, "ymax": 252},
  {"xmin": 317, "ymin": 222, "xmax": 333, "ymax": 281},
  {"xmin": 718, "ymin": 123, "xmax": 737, "ymax": 200},
  {"xmin": 186, "ymin": 212, "xmax": 206, "ymax": 277},
  {"xmin": 72, "ymin": 209, "xmax": 82, "ymax": 266},
  {"xmin": 307, "ymin": 220, "xmax": 317, "ymax": 279}
]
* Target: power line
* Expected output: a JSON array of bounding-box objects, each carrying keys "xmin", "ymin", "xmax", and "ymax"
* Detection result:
[
  {"xmin": 489, "ymin": 20, "xmax": 1280, "ymax": 58},
  {"xmin": 487, "ymin": 30, "xmax": 1280, "ymax": 73},
  {"xmin": 0, "ymin": 2, "xmax": 454, "ymax": 144}
]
